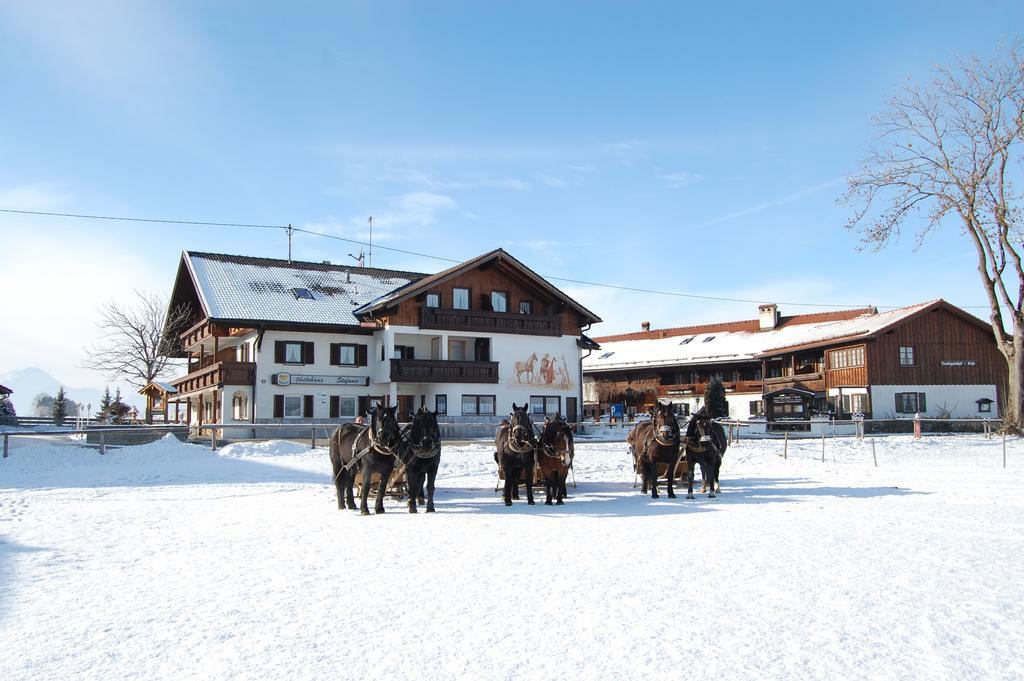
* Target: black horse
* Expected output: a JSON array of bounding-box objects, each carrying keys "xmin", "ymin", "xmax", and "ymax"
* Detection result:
[
  {"xmin": 627, "ymin": 402, "xmax": 682, "ymax": 499},
  {"xmin": 683, "ymin": 406, "xmax": 728, "ymax": 499},
  {"xmin": 397, "ymin": 407, "xmax": 442, "ymax": 513},
  {"xmin": 495, "ymin": 403, "xmax": 536, "ymax": 506},
  {"xmin": 537, "ymin": 414, "xmax": 573, "ymax": 505},
  {"xmin": 328, "ymin": 405, "xmax": 402, "ymax": 515}
]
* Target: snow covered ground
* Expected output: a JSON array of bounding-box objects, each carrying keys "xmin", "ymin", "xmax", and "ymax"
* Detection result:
[{"xmin": 1, "ymin": 434, "xmax": 1022, "ymax": 680}]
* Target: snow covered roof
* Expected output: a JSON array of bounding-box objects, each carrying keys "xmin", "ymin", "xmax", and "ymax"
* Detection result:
[
  {"xmin": 179, "ymin": 252, "xmax": 426, "ymax": 327},
  {"xmin": 0, "ymin": 384, "xmax": 11, "ymax": 395},
  {"xmin": 139, "ymin": 381, "xmax": 178, "ymax": 395},
  {"xmin": 583, "ymin": 300, "xmax": 979, "ymax": 373}
]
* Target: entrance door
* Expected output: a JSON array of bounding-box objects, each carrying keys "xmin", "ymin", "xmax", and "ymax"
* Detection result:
[
  {"xmin": 566, "ymin": 397, "xmax": 578, "ymax": 422},
  {"xmin": 397, "ymin": 395, "xmax": 415, "ymax": 420}
]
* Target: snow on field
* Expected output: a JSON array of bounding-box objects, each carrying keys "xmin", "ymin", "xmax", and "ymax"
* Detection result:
[{"xmin": 1, "ymin": 434, "xmax": 1022, "ymax": 680}]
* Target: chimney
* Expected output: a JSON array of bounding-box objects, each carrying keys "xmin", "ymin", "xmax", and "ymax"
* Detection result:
[
  {"xmin": 641, "ymin": 321, "xmax": 651, "ymax": 332},
  {"xmin": 758, "ymin": 304, "xmax": 779, "ymax": 331}
]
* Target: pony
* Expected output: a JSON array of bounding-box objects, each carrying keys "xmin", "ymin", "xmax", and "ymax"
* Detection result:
[
  {"xmin": 494, "ymin": 403, "xmax": 536, "ymax": 506},
  {"xmin": 683, "ymin": 406, "xmax": 728, "ymax": 499},
  {"xmin": 536, "ymin": 414, "xmax": 573, "ymax": 505},
  {"xmin": 328, "ymin": 405, "xmax": 403, "ymax": 515},
  {"xmin": 396, "ymin": 407, "xmax": 442, "ymax": 513},
  {"xmin": 626, "ymin": 402, "xmax": 682, "ymax": 499}
]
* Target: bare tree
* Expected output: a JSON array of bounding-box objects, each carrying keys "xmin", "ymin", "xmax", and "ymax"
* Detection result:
[
  {"xmin": 842, "ymin": 40, "xmax": 1024, "ymax": 431},
  {"xmin": 82, "ymin": 290, "xmax": 193, "ymax": 390}
]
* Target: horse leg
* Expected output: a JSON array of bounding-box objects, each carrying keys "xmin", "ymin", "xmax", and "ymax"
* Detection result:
[
  {"xmin": 647, "ymin": 460, "xmax": 659, "ymax": 499},
  {"xmin": 343, "ymin": 469, "xmax": 357, "ymax": 510},
  {"xmin": 667, "ymin": 456, "xmax": 677, "ymax": 499},
  {"xmin": 686, "ymin": 452, "xmax": 696, "ymax": 499},
  {"xmin": 407, "ymin": 468, "xmax": 420, "ymax": 513},
  {"xmin": 332, "ymin": 461, "xmax": 345, "ymax": 510},
  {"xmin": 503, "ymin": 467, "xmax": 514, "ymax": 506},
  {"xmin": 708, "ymin": 457, "xmax": 719, "ymax": 498},
  {"xmin": 425, "ymin": 460, "xmax": 437, "ymax": 513},
  {"xmin": 374, "ymin": 462, "xmax": 390, "ymax": 514},
  {"xmin": 359, "ymin": 464, "xmax": 372, "ymax": 515},
  {"xmin": 556, "ymin": 470, "xmax": 566, "ymax": 505},
  {"xmin": 525, "ymin": 462, "xmax": 535, "ymax": 505}
]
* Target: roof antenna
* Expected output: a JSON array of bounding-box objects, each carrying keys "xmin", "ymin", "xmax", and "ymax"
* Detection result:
[
  {"xmin": 368, "ymin": 216, "xmax": 373, "ymax": 268},
  {"xmin": 348, "ymin": 250, "xmax": 365, "ymax": 268},
  {"xmin": 285, "ymin": 223, "xmax": 295, "ymax": 263}
]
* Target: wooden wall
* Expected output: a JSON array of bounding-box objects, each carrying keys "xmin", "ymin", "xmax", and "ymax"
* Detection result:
[
  {"xmin": 866, "ymin": 308, "xmax": 1005, "ymax": 390},
  {"xmin": 825, "ymin": 343, "xmax": 869, "ymax": 388},
  {"xmin": 385, "ymin": 261, "xmax": 584, "ymax": 332}
]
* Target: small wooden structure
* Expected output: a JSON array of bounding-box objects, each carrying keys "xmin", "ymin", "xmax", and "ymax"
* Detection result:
[{"xmin": 138, "ymin": 381, "xmax": 180, "ymax": 424}]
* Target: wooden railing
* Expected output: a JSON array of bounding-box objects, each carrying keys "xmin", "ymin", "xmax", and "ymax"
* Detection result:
[
  {"xmin": 763, "ymin": 372, "xmax": 826, "ymax": 392},
  {"xmin": 390, "ymin": 358, "xmax": 499, "ymax": 384},
  {"xmin": 420, "ymin": 307, "xmax": 562, "ymax": 337},
  {"xmin": 171, "ymin": 361, "xmax": 256, "ymax": 395}
]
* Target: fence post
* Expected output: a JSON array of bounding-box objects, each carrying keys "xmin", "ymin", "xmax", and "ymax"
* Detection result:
[
  {"xmin": 1003, "ymin": 431, "xmax": 1007, "ymax": 469},
  {"xmin": 211, "ymin": 428, "xmax": 217, "ymax": 452},
  {"xmin": 2, "ymin": 433, "xmax": 7, "ymax": 458},
  {"xmin": 821, "ymin": 433, "xmax": 826, "ymax": 462},
  {"xmin": 99, "ymin": 432, "xmax": 106, "ymax": 456},
  {"xmin": 871, "ymin": 439, "xmax": 877, "ymax": 467},
  {"xmin": 311, "ymin": 427, "xmax": 316, "ymax": 450},
  {"xmin": 784, "ymin": 431, "xmax": 788, "ymax": 459}
]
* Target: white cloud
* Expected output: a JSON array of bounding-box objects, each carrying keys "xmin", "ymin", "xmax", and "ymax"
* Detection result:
[
  {"xmin": 659, "ymin": 171, "xmax": 704, "ymax": 189},
  {"xmin": 698, "ymin": 179, "xmax": 844, "ymax": 228}
]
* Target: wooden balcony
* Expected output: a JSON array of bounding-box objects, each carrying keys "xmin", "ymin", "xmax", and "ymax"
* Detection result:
[
  {"xmin": 658, "ymin": 380, "xmax": 764, "ymax": 397},
  {"xmin": 171, "ymin": 361, "xmax": 256, "ymax": 395},
  {"xmin": 390, "ymin": 358, "xmax": 499, "ymax": 384},
  {"xmin": 180, "ymin": 318, "xmax": 255, "ymax": 351},
  {"xmin": 420, "ymin": 307, "xmax": 562, "ymax": 337},
  {"xmin": 763, "ymin": 372, "xmax": 825, "ymax": 393}
]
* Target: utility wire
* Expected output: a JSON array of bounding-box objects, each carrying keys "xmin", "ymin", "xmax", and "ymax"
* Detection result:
[{"xmin": 0, "ymin": 206, "xmax": 992, "ymax": 310}]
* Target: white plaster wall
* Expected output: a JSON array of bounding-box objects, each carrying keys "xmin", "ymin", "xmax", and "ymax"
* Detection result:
[
  {"xmin": 254, "ymin": 330, "xmax": 375, "ymax": 420},
  {"xmin": 870, "ymin": 384, "xmax": 999, "ymax": 419},
  {"xmin": 664, "ymin": 391, "xmax": 761, "ymax": 419}
]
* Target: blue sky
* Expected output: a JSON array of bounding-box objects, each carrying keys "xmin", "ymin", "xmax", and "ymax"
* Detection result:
[{"xmin": 1, "ymin": 1, "xmax": 1021, "ymax": 394}]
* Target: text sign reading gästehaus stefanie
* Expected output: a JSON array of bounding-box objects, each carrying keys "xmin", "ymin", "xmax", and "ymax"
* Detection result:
[{"xmin": 274, "ymin": 373, "xmax": 369, "ymax": 386}]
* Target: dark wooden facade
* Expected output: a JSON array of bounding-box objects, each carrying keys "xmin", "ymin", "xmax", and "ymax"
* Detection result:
[{"xmin": 389, "ymin": 358, "xmax": 500, "ymax": 384}]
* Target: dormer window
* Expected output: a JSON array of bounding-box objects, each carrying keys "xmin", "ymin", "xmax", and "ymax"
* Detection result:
[
  {"xmin": 679, "ymin": 337, "xmax": 694, "ymax": 345},
  {"xmin": 291, "ymin": 287, "xmax": 315, "ymax": 300},
  {"xmin": 599, "ymin": 351, "xmax": 615, "ymax": 359},
  {"xmin": 703, "ymin": 336, "xmax": 715, "ymax": 342}
]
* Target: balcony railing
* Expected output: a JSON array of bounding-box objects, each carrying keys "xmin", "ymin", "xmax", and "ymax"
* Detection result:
[
  {"xmin": 171, "ymin": 361, "xmax": 256, "ymax": 395},
  {"xmin": 420, "ymin": 307, "xmax": 562, "ymax": 337},
  {"xmin": 658, "ymin": 380, "xmax": 764, "ymax": 397},
  {"xmin": 390, "ymin": 358, "xmax": 499, "ymax": 384}
]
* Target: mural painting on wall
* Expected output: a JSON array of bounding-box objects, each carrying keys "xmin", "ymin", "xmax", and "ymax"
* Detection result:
[{"xmin": 509, "ymin": 353, "xmax": 574, "ymax": 390}]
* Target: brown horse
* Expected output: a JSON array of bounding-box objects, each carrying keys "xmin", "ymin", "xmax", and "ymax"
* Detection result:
[
  {"xmin": 494, "ymin": 403, "xmax": 536, "ymax": 506},
  {"xmin": 627, "ymin": 402, "xmax": 682, "ymax": 499},
  {"xmin": 683, "ymin": 406, "xmax": 728, "ymax": 499},
  {"xmin": 328, "ymin": 405, "xmax": 402, "ymax": 515},
  {"xmin": 536, "ymin": 414, "xmax": 573, "ymax": 505}
]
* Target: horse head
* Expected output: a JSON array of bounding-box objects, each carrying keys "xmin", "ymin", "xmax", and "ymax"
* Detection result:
[
  {"xmin": 652, "ymin": 401, "xmax": 680, "ymax": 446},
  {"xmin": 410, "ymin": 406, "xmax": 441, "ymax": 455},
  {"xmin": 371, "ymin": 404, "xmax": 401, "ymax": 451},
  {"xmin": 508, "ymin": 402, "xmax": 536, "ymax": 452},
  {"xmin": 541, "ymin": 412, "xmax": 573, "ymax": 465}
]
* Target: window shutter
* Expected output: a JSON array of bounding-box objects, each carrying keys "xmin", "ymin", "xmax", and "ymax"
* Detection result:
[
  {"xmin": 480, "ymin": 293, "xmax": 492, "ymax": 311},
  {"xmin": 330, "ymin": 396, "xmax": 339, "ymax": 419},
  {"xmin": 356, "ymin": 344, "xmax": 368, "ymax": 367},
  {"xmin": 918, "ymin": 393, "xmax": 927, "ymax": 413},
  {"xmin": 304, "ymin": 395, "xmax": 314, "ymax": 418},
  {"xmin": 894, "ymin": 393, "xmax": 902, "ymax": 413},
  {"xmin": 274, "ymin": 341, "xmax": 285, "ymax": 364},
  {"xmin": 406, "ymin": 345, "xmax": 415, "ymax": 360},
  {"xmin": 304, "ymin": 342, "xmax": 315, "ymax": 364},
  {"xmin": 330, "ymin": 343, "xmax": 340, "ymax": 366},
  {"xmin": 273, "ymin": 395, "xmax": 284, "ymax": 418}
]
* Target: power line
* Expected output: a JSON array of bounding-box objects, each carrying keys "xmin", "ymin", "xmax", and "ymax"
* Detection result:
[{"xmin": 0, "ymin": 206, "xmax": 993, "ymax": 310}]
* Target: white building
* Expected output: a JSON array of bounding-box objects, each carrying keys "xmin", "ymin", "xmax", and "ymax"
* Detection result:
[{"xmin": 165, "ymin": 249, "xmax": 601, "ymax": 435}]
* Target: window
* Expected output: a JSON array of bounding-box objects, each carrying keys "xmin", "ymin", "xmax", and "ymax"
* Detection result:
[
  {"xmin": 530, "ymin": 396, "xmax": 560, "ymax": 415},
  {"xmin": 284, "ymin": 342, "xmax": 304, "ymax": 364},
  {"xmin": 334, "ymin": 344, "xmax": 356, "ymax": 366},
  {"xmin": 679, "ymin": 337, "xmax": 694, "ymax": 345},
  {"xmin": 238, "ymin": 343, "xmax": 250, "ymax": 362},
  {"xmin": 291, "ymin": 287, "xmax": 315, "ymax": 300},
  {"xmin": 749, "ymin": 400, "xmax": 764, "ymax": 417},
  {"xmin": 895, "ymin": 392, "xmax": 926, "ymax": 414},
  {"xmin": 462, "ymin": 395, "xmax": 495, "ymax": 415},
  {"xmin": 330, "ymin": 396, "xmax": 356, "ymax": 419},
  {"xmin": 899, "ymin": 346, "xmax": 915, "ymax": 366},
  {"xmin": 851, "ymin": 394, "xmax": 869, "ymax": 415},
  {"xmin": 393, "ymin": 345, "xmax": 415, "ymax": 360},
  {"xmin": 829, "ymin": 346, "xmax": 865, "ymax": 369},
  {"xmin": 598, "ymin": 351, "xmax": 615, "ymax": 359},
  {"xmin": 232, "ymin": 393, "xmax": 248, "ymax": 420},
  {"xmin": 519, "ymin": 300, "xmax": 532, "ymax": 314},
  {"xmin": 491, "ymin": 291, "xmax": 508, "ymax": 313},
  {"xmin": 284, "ymin": 395, "xmax": 304, "ymax": 418},
  {"xmin": 448, "ymin": 340, "xmax": 467, "ymax": 361},
  {"xmin": 426, "ymin": 292, "xmax": 440, "ymax": 308},
  {"xmin": 703, "ymin": 336, "xmax": 715, "ymax": 343},
  {"xmin": 453, "ymin": 287, "xmax": 470, "ymax": 310},
  {"xmin": 977, "ymin": 398, "xmax": 993, "ymax": 413},
  {"xmin": 435, "ymin": 394, "xmax": 447, "ymax": 415}
]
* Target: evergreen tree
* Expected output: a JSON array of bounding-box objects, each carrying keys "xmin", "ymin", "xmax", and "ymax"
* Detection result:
[
  {"xmin": 32, "ymin": 392, "xmax": 55, "ymax": 417},
  {"xmin": 52, "ymin": 386, "xmax": 68, "ymax": 426},
  {"xmin": 97, "ymin": 387, "xmax": 112, "ymax": 421},
  {"xmin": 0, "ymin": 397, "xmax": 15, "ymax": 419},
  {"xmin": 108, "ymin": 387, "xmax": 131, "ymax": 424},
  {"xmin": 703, "ymin": 376, "xmax": 729, "ymax": 418}
]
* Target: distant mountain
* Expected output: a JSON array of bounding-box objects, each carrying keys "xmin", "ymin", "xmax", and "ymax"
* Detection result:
[{"xmin": 0, "ymin": 367, "xmax": 135, "ymax": 415}]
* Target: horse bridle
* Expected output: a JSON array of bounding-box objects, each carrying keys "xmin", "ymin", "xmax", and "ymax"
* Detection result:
[
  {"xmin": 651, "ymin": 409, "xmax": 680, "ymax": 447},
  {"xmin": 406, "ymin": 413, "xmax": 441, "ymax": 460},
  {"xmin": 367, "ymin": 410, "xmax": 401, "ymax": 455},
  {"xmin": 507, "ymin": 411, "xmax": 536, "ymax": 454},
  {"xmin": 539, "ymin": 421, "xmax": 572, "ymax": 464}
]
